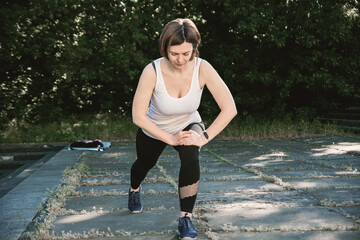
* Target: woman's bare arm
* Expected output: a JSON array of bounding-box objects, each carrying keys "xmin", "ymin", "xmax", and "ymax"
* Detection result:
[{"xmin": 132, "ymin": 63, "xmax": 178, "ymax": 145}]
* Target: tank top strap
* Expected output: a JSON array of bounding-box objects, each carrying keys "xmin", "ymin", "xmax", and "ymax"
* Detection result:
[{"xmin": 153, "ymin": 58, "xmax": 163, "ymax": 91}]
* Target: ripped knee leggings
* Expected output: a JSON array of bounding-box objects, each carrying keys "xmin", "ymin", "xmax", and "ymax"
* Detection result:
[{"xmin": 130, "ymin": 122, "xmax": 204, "ymax": 213}]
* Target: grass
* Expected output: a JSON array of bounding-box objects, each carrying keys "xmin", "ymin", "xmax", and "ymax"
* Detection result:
[
  {"xmin": 0, "ymin": 113, "xmax": 352, "ymax": 144},
  {"xmin": 0, "ymin": 113, "xmax": 138, "ymax": 143},
  {"xmin": 216, "ymin": 116, "xmax": 348, "ymax": 140}
]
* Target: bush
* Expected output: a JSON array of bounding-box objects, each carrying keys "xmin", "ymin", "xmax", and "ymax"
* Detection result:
[{"xmin": 1, "ymin": 0, "xmax": 359, "ymax": 126}]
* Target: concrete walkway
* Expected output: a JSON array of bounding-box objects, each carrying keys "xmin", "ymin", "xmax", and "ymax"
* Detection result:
[{"xmin": 1, "ymin": 136, "xmax": 360, "ymax": 239}]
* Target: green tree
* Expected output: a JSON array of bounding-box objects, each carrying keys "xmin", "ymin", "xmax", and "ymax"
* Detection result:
[{"xmin": 0, "ymin": 0, "xmax": 359, "ymax": 126}]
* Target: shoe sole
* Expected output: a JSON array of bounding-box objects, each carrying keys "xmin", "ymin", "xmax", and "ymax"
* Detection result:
[
  {"xmin": 129, "ymin": 207, "xmax": 143, "ymax": 214},
  {"xmin": 178, "ymin": 236, "xmax": 197, "ymax": 240},
  {"xmin": 178, "ymin": 231, "xmax": 197, "ymax": 240}
]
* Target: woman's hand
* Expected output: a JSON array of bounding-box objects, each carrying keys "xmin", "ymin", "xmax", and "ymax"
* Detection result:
[
  {"xmin": 168, "ymin": 134, "xmax": 180, "ymax": 146},
  {"xmin": 177, "ymin": 130, "xmax": 207, "ymax": 147}
]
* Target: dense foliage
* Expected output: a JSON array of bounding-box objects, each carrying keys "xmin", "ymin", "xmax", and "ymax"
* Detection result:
[{"xmin": 1, "ymin": 0, "xmax": 359, "ymax": 127}]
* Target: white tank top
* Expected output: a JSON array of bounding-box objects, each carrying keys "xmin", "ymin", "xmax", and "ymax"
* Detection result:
[{"xmin": 143, "ymin": 57, "xmax": 203, "ymax": 139}]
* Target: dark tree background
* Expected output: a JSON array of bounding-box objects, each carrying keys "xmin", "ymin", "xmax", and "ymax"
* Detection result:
[{"xmin": 1, "ymin": 0, "xmax": 359, "ymax": 127}]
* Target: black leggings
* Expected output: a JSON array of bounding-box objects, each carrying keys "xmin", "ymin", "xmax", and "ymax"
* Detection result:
[{"xmin": 130, "ymin": 122, "xmax": 204, "ymax": 213}]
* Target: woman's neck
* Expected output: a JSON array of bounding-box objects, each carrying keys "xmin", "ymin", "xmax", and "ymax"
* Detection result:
[{"xmin": 163, "ymin": 58, "xmax": 194, "ymax": 75}]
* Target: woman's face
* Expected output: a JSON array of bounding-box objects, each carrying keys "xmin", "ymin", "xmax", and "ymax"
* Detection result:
[{"xmin": 167, "ymin": 42, "xmax": 193, "ymax": 69}]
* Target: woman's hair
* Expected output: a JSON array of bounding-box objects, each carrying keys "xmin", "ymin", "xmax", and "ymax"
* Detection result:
[{"xmin": 159, "ymin": 18, "xmax": 201, "ymax": 60}]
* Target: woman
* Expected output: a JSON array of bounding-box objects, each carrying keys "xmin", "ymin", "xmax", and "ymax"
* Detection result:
[{"xmin": 129, "ymin": 18, "xmax": 237, "ymax": 239}]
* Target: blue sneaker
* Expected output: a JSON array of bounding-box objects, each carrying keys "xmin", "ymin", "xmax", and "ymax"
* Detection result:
[
  {"xmin": 178, "ymin": 213, "xmax": 198, "ymax": 239},
  {"xmin": 128, "ymin": 186, "xmax": 142, "ymax": 213}
]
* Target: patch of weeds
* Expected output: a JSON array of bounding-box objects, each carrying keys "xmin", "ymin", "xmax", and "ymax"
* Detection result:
[
  {"xmin": 145, "ymin": 189, "xmax": 177, "ymax": 194},
  {"xmin": 23, "ymin": 158, "xmax": 90, "ymax": 239},
  {"xmin": 155, "ymin": 163, "xmax": 178, "ymax": 191},
  {"xmin": 240, "ymin": 226, "xmax": 274, "ymax": 232},
  {"xmin": 144, "ymin": 175, "xmax": 168, "ymax": 183},
  {"xmin": 221, "ymin": 223, "xmax": 240, "ymax": 232},
  {"xmin": 238, "ymin": 225, "xmax": 360, "ymax": 232},
  {"xmin": 281, "ymin": 174, "xmax": 335, "ymax": 180},
  {"xmin": 86, "ymin": 188, "xmax": 126, "ymax": 197},
  {"xmin": 47, "ymin": 228, "xmax": 116, "ymax": 239},
  {"xmin": 192, "ymin": 208, "xmax": 220, "ymax": 240},
  {"xmin": 150, "ymin": 205, "xmax": 167, "ymax": 211},
  {"xmin": 209, "ymin": 176, "xmax": 259, "ymax": 181},
  {"xmin": 320, "ymin": 199, "xmax": 360, "ymax": 207},
  {"xmin": 339, "ymin": 165, "xmax": 356, "ymax": 171},
  {"xmin": 333, "ymin": 208, "xmax": 360, "ymax": 222},
  {"xmin": 134, "ymin": 229, "xmax": 176, "ymax": 236},
  {"xmin": 345, "ymin": 213, "xmax": 360, "ymax": 221},
  {"xmin": 80, "ymin": 177, "xmax": 125, "ymax": 186},
  {"xmin": 58, "ymin": 207, "xmax": 125, "ymax": 217},
  {"xmin": 87, "ymin": 171, "xmax": 125, "ymax": 177},
  {"xmin": 197, "ymin": 200, "xmax": 228, "ymax": 205},
  {"xmin": 206, "ymin": 149, "xmax": 295, "ymax": 190}
]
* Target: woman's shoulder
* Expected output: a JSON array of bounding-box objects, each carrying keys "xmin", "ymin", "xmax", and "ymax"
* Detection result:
[
  {"xmin": 199, "ymin": 58, "xmax": 209, "ymax": 66},
  {"xmin": 154, "ymin": 57, "xmax": 164, "ymax": 62},
  {"xmin": 199, "ymin": 59, "xmax": 215, "ymax": 75},
  {"xmin": 144, "ymin": 58, "xmax": 163, "ymax": 69},
  {"xmin": 140, "ymin": 61, "xmax": 158, "ymax": 82}
]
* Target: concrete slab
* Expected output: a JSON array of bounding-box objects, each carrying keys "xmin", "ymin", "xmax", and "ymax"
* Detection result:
[
  {"xmin": 86, "ymin": 169, "xmax": 163, "ymax": 180},
  {"xmin": 51, "ymin": 210, "xmax": 195, "ymax": 236},
  {"xmin": 251, "ymin": 139, "xmax": 359, "ymax": 157},
  {"xmin": 335, "ymin": 206, "xmax": 360, "ymax": 217},
  {"xmin": 307, "ymin": 188, "xmax": 360, "ymax": 203},
  {"xmin": 80, "ymin": 176, "xmax": 131, "ymax": 185},
  {"xmin": 0, "ymin": 219, "xmax": 33, "ymax": 240},
  {"xmin": 84, "ymin": 155, "xmax": 135, "ymax": 162},
  {"xmin": 89, "ymin": 170, "xmax": 131, "ymax": 176},
  {"xmin": 88, "ymin": 168, "xmax": 131, "ymax": 175},
  {"xmin": 205, "ymin": 140, "xmax": 253, "ymax": 148},
  {"xmin": 0, "ymin": 147, "xmax": 80, "ymax": 240},
  {"xmin": 80, "ymin": 173, "xmax": 166, "ymax": 185},
  {"xmin": 81, "ymin": 234, "xmax": 187, "ymax": 240},
  {"xmin": 65, "ymin": 193, "xmax": 179, "ymax": 213},
  {"xmin": 307, "ymin": 151, "xmax": 360, "ymax": 159},
  {"xmin": 199, "ymin": 161, "xmax": 238, "ymax": 171},
  {"xmin": 303, "ymin": 144, "xmax": 360, "ymax": 158},
  {"xmin": 215, "ymin": 231, "xmax": 360, "ymax": 240},
  {"xmin": 87, "ymin": 162, "xmax": 132, "ymax": 170},
  {"xmin": 200, "ymin": 171, "xmax": 260, "ymax": 181},
  {"xmin": 209, "ymin": 149, "xmax": 269, "ymax": 156},
  {"xmin": 264, "ymin": 169, "xmax": 360, "ymax": 178},
  {"xmin": 98, "ymin": 148, "xmax": 136, "ymax": 154},
  {"xmin": 245, "ymin": 161, "xmax": 333, "ymax": 171},
  {"xmin": 299, "ymin": 136, "xmax": 360, "ymax": 146},
  {"xmin": 284, "ymin": 177, "xmax": 360, "ymax": 190},
  {"xmin": 200, "ymin": 156, "xmax": 227, "ymax": 161},
  {"xmin": 198, "ymin": 205, "xmax": 357, "ymax": 231},
  {"xmin": 75, "ymin": 182, "xmax": 176, "ymax": 196},
  {"xmin": 226, "ymin": 152, "xmax": 289, "ymax": 161},
  {"xmin": 279, "ymin": 152, "xmax": 358, "ymax": 161},
  {"xmin": 255, "ymin": 139, "xmax": 312, "ymax": 149},
  {"xmin": 76, "ymin": 229, "xmax": 210, "ymax": 240},
  {"xmin": 305, "ymin": 158, "xmax": 360, "ymax": 170},
  {"xmin": 241, "ymin": 158, "xmax": 301, "ymax": 168},
  {"xmin": 6, "ymin": 137, "xmax": 359, "ymax": 240},
  {"xmin": 205, "ymin": 142, "xmax": 264, "ymax": 152},
  {"xmin": 196, "ymin": 191, "xmax": 316, "ymax": 207},
  {"xmin": 199, "ymin": 180, "xmax": 283, "ymax": 193}
]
